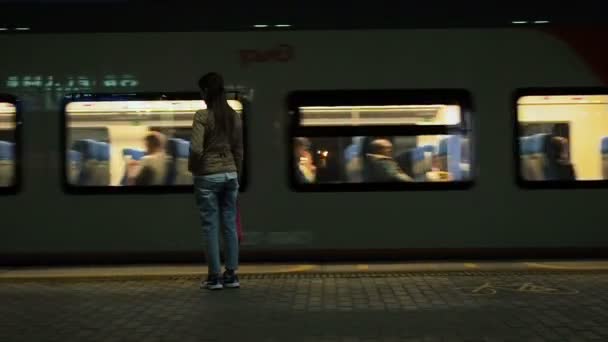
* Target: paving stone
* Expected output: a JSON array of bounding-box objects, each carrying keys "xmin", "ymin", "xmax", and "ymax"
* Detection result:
[{"xmin": 0, "ymin": 272, "xmax": 607, "ymax": 341}]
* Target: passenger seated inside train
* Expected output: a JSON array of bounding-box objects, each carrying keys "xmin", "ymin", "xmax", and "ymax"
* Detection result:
[
  {"xmin": 126, "ymin": 131, "xmax": 169, "ymax": 186},
  {"xmin": 294, "ymin": 137, "xmax": 316, "ymax": 183},
  {"xmin": 365, "ymin": 139, "xmax": 413, "ymax": 182},
  {"xmin": 545, "ymin": 136, "xmax": 576, "ymax": 181}
]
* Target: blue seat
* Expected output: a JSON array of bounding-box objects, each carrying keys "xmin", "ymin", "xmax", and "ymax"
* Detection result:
[
  {"xmin": 602, "ymin": 137, "xmax": 608, "ymax": 179},
  {"xmin": 68, "ymin": 150, "xmax": 82, "ymax": 163},
  {"xmin": 67, "ymin": 150, "xmax": 82, "ymax": 185},
  {"xmin": 420, "ymin": 145, "xmax": 435, "ymax": 177},
  {"xmin": 166, "ymin": 138, "xmax": 191, "ymax": 185},
  {"xmin": 344, "ymin": 137, "xmax": 365, "ymax": 182},
  {"xmin": 395, "ymin": 149, "xmax": 414, "ymax": 178},
  {"xmin": 72, "ymin": 139, "xmax": 98, "ymax": 186},
  {"xmin": 394, "ymin": 147, "xmax": 427, "ymax": 181},
  {"xmin": 120, "ymin": 148, "xmax": 145, "ymax": 185},
  {"xmin": 519, "ymin": 136, "xmax": 529, "ymax": 156},
  {"xmin": 410, "ymin": 147, "xmax": 427, "ymax": 181},
  {"xmin": 437, "ymin": 135, "xmax": 465, "ymax": 181},
  {"xmin": 421, "ymin": 145, "xmax": 436, "ymax": 154},
  {"xmin": 95, "ymin": 142, "xmax": 111, "ymax": 185},
  {"xmin": 0, "ymin": 140, "xmax": 15, "ymax": 186},
  {"xmin": 122, "ymin": 148, "xmax": 145, "ymax": 161},
  {"xmin": 519, "ymin": 136, "xmax": 533, "ymax": 180},
  {"xmin": 529, "ymin": 133, "xmax": 550, "ymax": 180},
  {"xmin": 459, "ymin": 137, "xmax": 471, "ymax": 180}
]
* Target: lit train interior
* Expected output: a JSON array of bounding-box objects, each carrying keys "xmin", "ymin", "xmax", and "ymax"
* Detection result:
[
  {"xmin": 65, "ymin": 99, "xmax": 243, "ymax": 187},
  {"xmin": 0, "ymin": 101, "xmax": 16, "ymax": 187},
  {"xmin": 517, "ymin": 94, "xmax": 608, "ymax": 181},
  {"xmin": 294, "ymin": 104, "xmax": 471, "ymax": 183}
]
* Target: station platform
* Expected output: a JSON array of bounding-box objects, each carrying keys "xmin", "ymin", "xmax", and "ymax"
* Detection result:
[
  {"xmin": 1, "ymin": 260, "xmax": 608, "ymax": 281},
  {"xmin": 2, "ymin": 260, "xmax": 608, "ymax": 341}
]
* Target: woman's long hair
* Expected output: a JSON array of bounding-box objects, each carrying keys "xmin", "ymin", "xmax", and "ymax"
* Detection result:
[{"xmin": 198, "ymin": 72, "xmax": 235, "ymax": 138}]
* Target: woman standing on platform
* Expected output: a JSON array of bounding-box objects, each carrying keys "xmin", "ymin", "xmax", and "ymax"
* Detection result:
[{"xmin": 188, "ymin": 72, "xmax": 244, "ymax": 290}]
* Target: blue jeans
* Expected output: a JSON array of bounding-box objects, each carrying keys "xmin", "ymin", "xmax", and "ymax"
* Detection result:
[{"xmin": 194, "ymin": 172, "xmax": 239, "ymax": 275}]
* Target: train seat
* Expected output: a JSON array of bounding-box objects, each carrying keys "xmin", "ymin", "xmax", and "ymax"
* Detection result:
[
  {"xmin": 411, "ymin": 147, "xmax": 427, "ymax": 181},
  {"xmin": 421, "ymin": 145, "xmax": 435, "ymax": 174},
  {"xmin": 395, "ymin": 149, "xmax": 415, "ymax": 179},
  {"xmin": 421, "ymin": 145, "xmax": 436, "ymax": 154},
  {"xmin": 167, "ymin": 138, "xmax": 191, "ymax": 185},
  {"xmin": 0, "ymin": 140, "xmax": 15, "ymax": 186},
  {"xmin": 394, "ymin": 146, "xmax": 428, "ymax": 181},
  {"xmin": 123, "ymin": 148, "xmax": 145, "ymax": 161},
  {"xmin": 120, "ymin": 148, "xmax": 145, "ymax": 185},
  {"xmin": 602, "ymin": 137, "xmax": 608, "ymax": 179},
  {"xmin": 165, "ymin": 139, "xmax": 179, "ymax": 185},
  {"xmin": 519, "ymin": 136, "xmax": 533, "ymax": 180},
  {"xmin": 72, "ymin": 139, "xmax": 98, "ymax": 186},
  {"xmin": 174, "ymin": 139, "xmax": 191, "ymax": 185},
  {"xmin": 460, "ymin": 137, "xmax": 471, "ymax": 180},
  {"xmin": 529, "ymin": 133, "xmax": 549, "ymax": 180},
  {"xmin": 437, "ymin": 135, "xmax": 465, "ymax": 180},
  {"xmin": 95, "ymin": 142, "xmax": 111, "ymax": 186},
  {"xmin": 344, "ymin": 138, "xmax": 364, "ymax": 182},
  {"xmin": 67, "ymin": 150, "xmax": 82, "ymax": 185}
]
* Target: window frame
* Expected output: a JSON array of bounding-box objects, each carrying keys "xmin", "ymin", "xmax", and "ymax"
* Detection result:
[
  {"xmin": 0, "ymin": 94, "xmax": 22, "ymax": 195},
  {"xmin": 513, "ymin": 87, "xmax": 608, "ymax": 189},
  {"xmin": 287, "ymin": 89, "xmax": 475, "ymax": 192},
  {"xmin": 60, "ymin": 91, "xmax": 250, "ymax": 195}
]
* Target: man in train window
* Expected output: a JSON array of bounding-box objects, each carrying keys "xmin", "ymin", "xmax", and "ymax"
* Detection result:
[
  {"xmin": 294, "ymin": 137, "xmax": 316, "ymax": 183},
  {"xmin": 126, "ymin": 131, "xmax": 169, "ymax": 186},
  {"xmin": 365, "ymin": 139, "xmax": 413, "ymax": 182}
]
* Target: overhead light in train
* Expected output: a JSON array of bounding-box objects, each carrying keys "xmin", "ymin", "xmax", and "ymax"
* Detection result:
[
  {"xmin": 66, "ymin": 99, "xmax": 244, "ymax": 113},
  {"xmin": 15, "ymin": 27, "xmax": 31, "ymax": 31},
  {"xmin": 511, "ymin": 21, "xmax": 528, "ymax": 24},
  {"xmin": 275, "ymin": 24, "xmax": 291, "ymax": 28},
  {"xmin": 533, "ymin": 20, "xmax": 550, "ymax": 24},
  {"xmin": 253, "ymin": 24, "xmax": 269, "ymax": 28},
  {"xmin": 0, "ymin": 28, "xmax": 8, "ymax": 31}
]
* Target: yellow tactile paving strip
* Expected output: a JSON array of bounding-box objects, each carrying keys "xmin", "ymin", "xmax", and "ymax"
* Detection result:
[{"xmin": 0, "ymin": 260, "xmax": 607, "ymax": 281}]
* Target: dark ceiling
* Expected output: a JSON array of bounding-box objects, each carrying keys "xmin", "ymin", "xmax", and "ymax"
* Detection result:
[{"xmin": 1, "ymin": 1, "xmax": 607, "ymax": 33}]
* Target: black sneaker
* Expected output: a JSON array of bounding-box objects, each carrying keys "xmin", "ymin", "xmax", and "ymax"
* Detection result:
[
  {"xmin": 201, "ymin": 274, "xmax": 223, "ymax": 290},
  {"xmin": 223, "ymin": 269, "xmax": 240, "ymax": 288}
]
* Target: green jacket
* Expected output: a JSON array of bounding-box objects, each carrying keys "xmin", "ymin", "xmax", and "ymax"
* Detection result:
[{"xmin": 188, "ymin": 108, "xmax": 243, "ymax": 177}]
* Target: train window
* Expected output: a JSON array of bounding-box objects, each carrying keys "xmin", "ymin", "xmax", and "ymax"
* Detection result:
[
  {"xmin": 0, "ymin": 95, "xmax": 20, "ymax": 193},
  {"xmin": 62, "ymin": 93, "xmax": 248, "ymax": 193},
  {"xmin": 288, "ymin": 90, "xmax": 474, "ymax": 191},
  {"xmin": 515, "ymin": 89, "xmax": 608, "ymax": 187}
]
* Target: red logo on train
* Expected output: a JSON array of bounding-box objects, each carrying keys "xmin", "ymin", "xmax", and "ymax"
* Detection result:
[{"xmin": 239, "ymin": 44, "xmax": 294, "ymax": 67}]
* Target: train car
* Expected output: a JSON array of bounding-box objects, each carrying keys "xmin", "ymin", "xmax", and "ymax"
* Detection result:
[{"xmin": 0, "ymin": 27, "xmax": 607, "ymax": 264}]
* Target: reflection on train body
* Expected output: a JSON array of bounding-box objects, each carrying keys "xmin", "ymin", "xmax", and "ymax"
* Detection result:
[
  {"xmin": 0, "ymin": 102, "xmax": 16, "ymax": 187},
  {"xmin": 65, "ymin": 99, "xmax": 243, "ymax": 187},
  {"xmin": 518, "ymin": 95, "xmax": 608, "ymax": 182}
]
